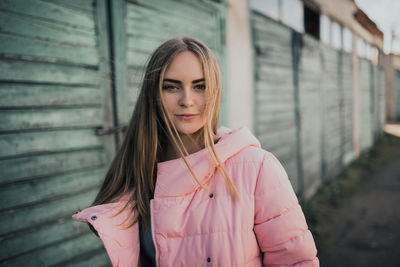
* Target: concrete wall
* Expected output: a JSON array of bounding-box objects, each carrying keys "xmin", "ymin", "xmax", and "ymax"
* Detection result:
[{"xmin": 226, "ymin": 0, "xmax": 254, "ymax": 131}]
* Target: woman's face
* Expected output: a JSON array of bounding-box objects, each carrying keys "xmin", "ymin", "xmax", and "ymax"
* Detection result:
[{"xmin": 161, "ymin": 51, "xmax": 207, "ymax": 135}]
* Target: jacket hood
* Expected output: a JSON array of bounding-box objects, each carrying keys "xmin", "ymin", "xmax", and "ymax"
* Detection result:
[
  {"xmin": 155, "ymin": 126, "xmax": 261, "ymax": 198},
  {"xmin": 72, "ymin": 126, "xmax": 260, "ymax": 222}
]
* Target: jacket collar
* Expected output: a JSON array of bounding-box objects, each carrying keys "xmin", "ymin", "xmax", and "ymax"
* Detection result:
[
  {"xmin": 73, "ymin": 127, "xmax": 261, "ymax": 218},
  {"xmin": 154, "ymin": 126, "xmax": 260, "ymax": 198}
]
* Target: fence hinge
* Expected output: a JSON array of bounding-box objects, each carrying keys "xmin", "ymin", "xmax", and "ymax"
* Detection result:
[{"xmin": 94, "ymin": 126, "xmax": 127, "ymax": 136}]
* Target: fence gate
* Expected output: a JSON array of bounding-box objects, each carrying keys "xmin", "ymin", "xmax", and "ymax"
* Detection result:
[{"xmin": 0, "ymin": 0, "xmax": 226, "ymax": 265}]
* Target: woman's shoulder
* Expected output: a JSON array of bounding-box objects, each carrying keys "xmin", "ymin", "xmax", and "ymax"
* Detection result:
[
  {"xmin": 226, "ymin": 145, "xmax": 287, "ymax": 178},
  {"xmin": 226, "ymin": 145, "xmax": 270, "ymax": 166},
  {"xmin": 216, "ymin": 125, "xmax": 279, "ymax": 166},
  {"xmin": 72, "ymin": 191, "xmax": 134, "ymax": 223}
]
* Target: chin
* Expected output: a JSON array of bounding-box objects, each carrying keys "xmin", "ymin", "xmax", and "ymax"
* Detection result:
[
  {"xmin": 177, "ymin": 128, "xmax": 200, "ymax": 136},
  {"xmin": 176, "ymin": 125, "xmax": 204, "ymax": 136}
]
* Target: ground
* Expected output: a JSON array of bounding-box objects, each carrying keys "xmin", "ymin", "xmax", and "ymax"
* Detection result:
[{"xmin": 303, "ymin": 124, "xmax": 400, "ymax": 267}]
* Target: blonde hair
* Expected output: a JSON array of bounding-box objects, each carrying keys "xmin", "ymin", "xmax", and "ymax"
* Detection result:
[{"xmin": 91, "ymin": 37, "xmax": 239, "ymax": 231}]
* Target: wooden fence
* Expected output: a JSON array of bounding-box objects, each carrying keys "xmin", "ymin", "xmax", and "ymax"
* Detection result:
[
  {"xmin": 252, "ymin": 11, "xmax": 386, "ymax": 198},
  {"xmin": 0, "ymin": 0, "xmax": 225, "ymax": 265}
]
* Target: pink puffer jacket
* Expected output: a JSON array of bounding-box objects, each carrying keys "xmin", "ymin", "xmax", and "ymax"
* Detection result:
[{"xmin": 73, "ymin": 126, "xmax": 319, "ymax": 266}]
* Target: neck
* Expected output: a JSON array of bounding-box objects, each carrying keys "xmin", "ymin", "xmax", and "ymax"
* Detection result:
[{"xmin": 160, "ymin": 130, "xmax": 219, "ymax": 162}]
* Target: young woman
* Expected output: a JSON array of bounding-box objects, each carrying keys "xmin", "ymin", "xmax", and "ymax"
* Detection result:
[{"xmin": 73, "ymin": 37, "xmax": 319, "ymax": 266}]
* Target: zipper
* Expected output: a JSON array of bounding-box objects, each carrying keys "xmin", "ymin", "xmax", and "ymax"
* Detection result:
[{"xmin": 150, "ymin": 200, "xmax": 159, "ymax": 267}]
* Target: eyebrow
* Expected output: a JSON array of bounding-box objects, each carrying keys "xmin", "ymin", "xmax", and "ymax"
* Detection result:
[{"xmin": 163, "ymin": 78, "xmax": 205, "ymax": 84}]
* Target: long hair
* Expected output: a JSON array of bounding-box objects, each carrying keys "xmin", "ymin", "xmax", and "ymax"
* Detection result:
[{"xmin": 91, "ymin": 37, "xmax": 239, "ymax": 230}]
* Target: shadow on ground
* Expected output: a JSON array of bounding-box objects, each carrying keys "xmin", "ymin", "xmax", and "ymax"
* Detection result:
[{"xmin": 302, "ymin": 125, "xmax": 400, "ymax": 267}]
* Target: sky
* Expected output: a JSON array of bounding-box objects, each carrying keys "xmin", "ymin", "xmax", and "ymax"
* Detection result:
[{"xmin": 355, "ymin": 0, "xmax": 400, "ymax": 54}]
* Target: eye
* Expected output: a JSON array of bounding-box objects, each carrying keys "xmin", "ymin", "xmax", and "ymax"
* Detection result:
[
  {"xmin": 162, "ymin": 84, "xmax": 179, "ymax": 91},
  {"xmin": 194, "ymin": 84, "xmax": 206, "ymax": 90}
]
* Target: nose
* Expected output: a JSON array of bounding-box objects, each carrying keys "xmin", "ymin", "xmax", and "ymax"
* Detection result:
[{"xmin": 179, "ymin": 86, "xmax": 194, "ymax": 107}]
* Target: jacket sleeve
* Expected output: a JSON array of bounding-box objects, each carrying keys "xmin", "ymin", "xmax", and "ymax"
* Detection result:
[
  {"xmin": 72, "ymin": 203, "xmax": 140, "ymax": 267},
  {"xmin": 253, "ymin": 152, "xmax": 319, "ymax": 266}
]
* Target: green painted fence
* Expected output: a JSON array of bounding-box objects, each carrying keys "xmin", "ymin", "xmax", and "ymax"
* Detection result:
[
  {"xmin": 0, "ymin": 0, "xmax": 226, "ymax": 265},
  {"xmin": 395, "ymin": 70, "xmax": 400, "ymax": 120},
  {"xmin": 0, "ymin": 0, "xmax": 113, "ymax": 265},
  {"xmin": 111, "ymin": 0, "xmax": 228, "ymax": 142},
  {"xmin": 252, "ymin": 12, "xmax": 300, "ymax": 192},
  {"xmin": 251, "ymin": 11, "xmax": 386, "ymax": 198}
]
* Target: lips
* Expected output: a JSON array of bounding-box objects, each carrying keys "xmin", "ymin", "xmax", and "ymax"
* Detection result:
[{"xmin": 176, "ymin": 114, "xmax": 198, "ymax": 120}]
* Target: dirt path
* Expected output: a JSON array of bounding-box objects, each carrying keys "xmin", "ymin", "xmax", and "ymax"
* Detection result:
[{"xmin": 318, "ymin": 154, "xmax": 400, "ymax": 266}]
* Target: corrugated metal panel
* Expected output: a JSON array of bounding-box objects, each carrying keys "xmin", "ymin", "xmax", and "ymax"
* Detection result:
[
  {"xmin": 0, "ymin": 0, "xmax": 113, "ymax": 265},
  {"xmin": 251, "ymin": 12, "xmax": 300, "ymax": 192}
]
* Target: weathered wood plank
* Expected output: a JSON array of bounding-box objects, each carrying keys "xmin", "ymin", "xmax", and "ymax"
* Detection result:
[
  {"xmin": 0, "ymin": 107, "xmax": 103, "ymax": 131},
  {"xmin": 0, "ymin": 84, "xmax": 101, "ymax": 107},
  {"xmin": 125, "ymin": 21, "xmax": 216, "ymax": 53},
  {"xmin": 255, "ymin": 81, "xmax": 293, "ymax": 92},
  {"xmin": 264, "ymin": 142, "xmax": 297, "ymax": 161},
  {"xmin": 0, "ymin": 168, "xmax": 105, "ymax": 210},
  {"xmin": 127, "ymin": 5, "xmax": 216, "ymax": 33},
  {"xmin": 252, "ymin": 14, "xmax": 292, "ymax": 41},
  {"xmin": 262, "ymin": 146, "xmax": 299, "ymax": 193},
  {"xmin": 0, "ymin": 0, "xmax": 113, "ymax": 265},
  {"xmin": 256, "ymin": 101, "xmax": 295, "ymax": 115},
  {"xmin": 0, "ymin": 11, "xmax": 95, "ymax": 46},
  {"xmin": 258, "ymin": 126, "xmax": 297, "ymax": 144},
  {"xmin": 1, "ymin": 215, "xmax": 89, "ymax": 259},
  {"xmin": 254, "ymin": 38, "xmax": 292, "ymax": 55},
  {"xmin": 0, "ymin": 188, "xmax": 97, "ymax": 235},
  {"xmin": 255, "ymin": 92, "xmax": 294, "ymax": 103},
  {"xmin": 257, "ymin": 53, "xmax": 292, "ymax": 68},
  {"xmin": 0, "ymin": 32, "xmax": 98, "ymax": 66},
  {"xmin": 303, "ymin": 34, "xmax": 320, "ymax": 48},
  {"xmin": 253, "ymin": 9, "xmax": 298, "ymax": 185},
  {"xmin": 256, "ymin": 116, "xmax": 295, "ymax": 129},
  {"xmin": 299, "ymin": 59, "xmax": 321, "ymax": 74},
  {"xmin": 42, "ymin": 0, "xmax": 94, "ymax": 14},
  {"xmin": 256, "ymin": 110, "xmax": 294, "ymax": 122},
  {"xmin": 257, "ymin": 71, "xmax": 293, "ymax": 85},
  {"xmin": 2, "ymin": 231, "xmax": 104, "ymax": 266},
  {"xmin": 126, "ymin": 0, "xmax": 216, "ymax": 28},
  {"xmin": 253, "ymin": 30, "xmax": 291, "ymax": 47},
  {"xmin": 0, "ymin": 129, "xmax": 103, "ymax": 158},
  {"xmin": 256, "ymin": 43, "xmax": 289, "ymax": 56},
  {"xmin": 0, "ymin": 0, "xmax": 94, "ymax": 29},
  {"xmin": 256, "ymin": 104, "xmax": 296, "ymax": 116},
  {"xmin": 62, "ymin": 249, "xmax": 110, "ymax": 267},
  {"xmin": 359, "ymin": 58, "xmax": 373, "ymax": 152},
  {"xmin": 126, "ymin": 49, "xmax": 150, "ymax": 68},
  {"xmin": 0, "ymin": 60, "xmax": 99, "ymax": 84},
  {"xmin": 126, "ymin": 67, "xmax": 146, "ymax": 90},
  {"xmin": 0, "ymin": 149, "xmax": 105, "ymax": 184},
  {"xmin": 125, "ymin": 1, "xmax": 219, "ymax": 49}
]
